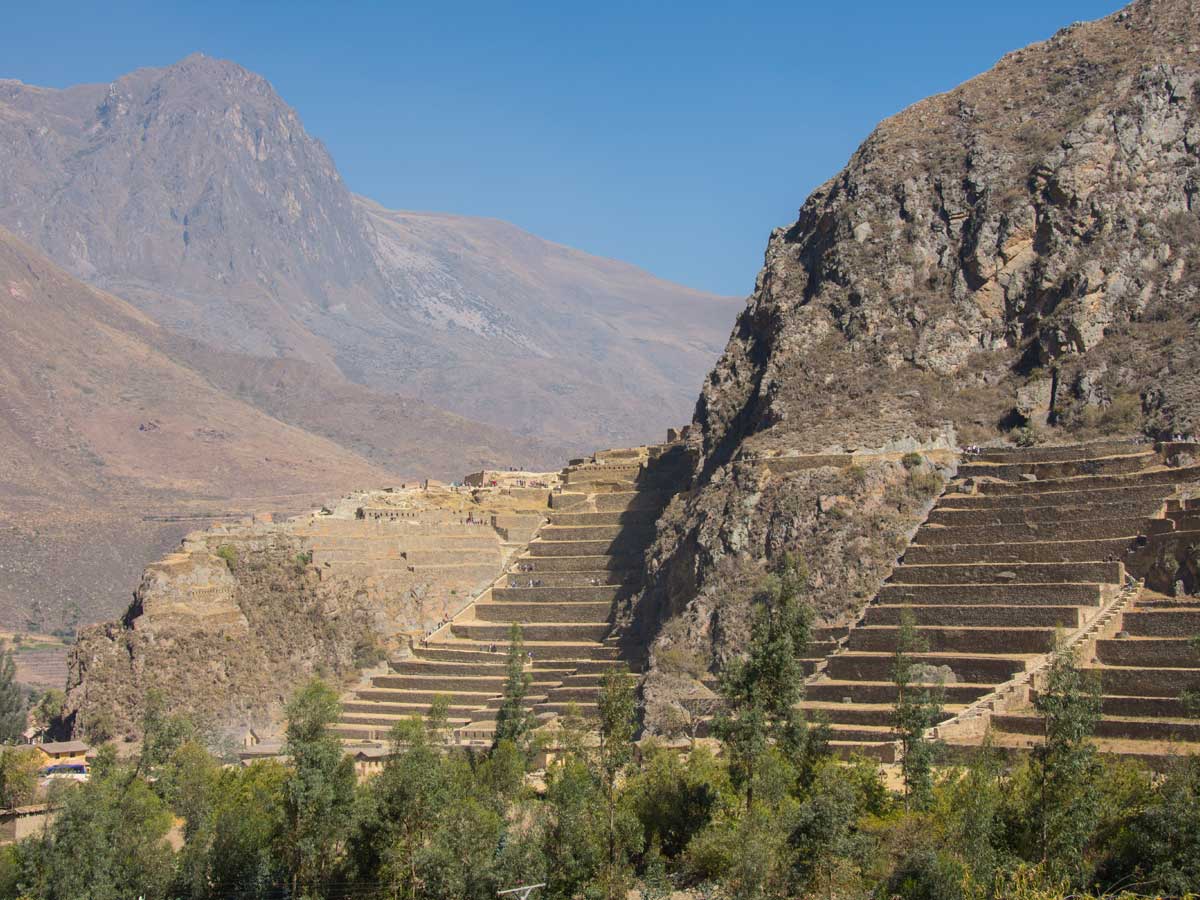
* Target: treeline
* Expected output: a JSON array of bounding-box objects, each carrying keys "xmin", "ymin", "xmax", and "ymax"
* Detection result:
[{"xmin": 0, "ymin": 562, "xmax": 1197, "ymax": 899}]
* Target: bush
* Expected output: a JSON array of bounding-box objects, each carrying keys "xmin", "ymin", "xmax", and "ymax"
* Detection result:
[
  {"xmin": 352, "ymin": 633, "xmax": 386, "ymax": 669},
  {"xmin": 1013, "ymin": 427, "xmax": 1039, "ymax": 448},
  {"xmin": 901, "ymin": 452, "xmax": 923, "ymax": 471},
  {"xmin": 215, "ymin": 545, "xmax": 239, "ymax": 571},
  {"xmin": 907, "ymin": 470, "xmax": 944, "ymax": 500},
  {"xmin": 886, "ymin": 848, "xmax": 971, "ymax": 900}
]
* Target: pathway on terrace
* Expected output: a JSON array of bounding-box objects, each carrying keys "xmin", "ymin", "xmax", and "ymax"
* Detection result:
[
  {"xmin": 334, "ymin": 445, "xmax": 688, "ymax": 748},
  {"xmin": 800, "ymin": 440, "xmax": 1200, "ymax": 762}
]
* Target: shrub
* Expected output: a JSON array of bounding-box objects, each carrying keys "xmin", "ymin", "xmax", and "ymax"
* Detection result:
[
  {"xmin": 907, "ymin": 470, "xmax": 944, "ymax": 500},
  {"xmin": 901, "ymin": 452, "xmax": 923, "ymax": 471},
  {"xmin": 352, "ymin": 633, "xmax": 386, "ymax": 669},
  {"xmin": 1013, "ymin": 427, "xmax": 1039, "ymax": 448},
  {"xmin": 215, "ymin": 545, "xmax": 239, "ymax": 572}
]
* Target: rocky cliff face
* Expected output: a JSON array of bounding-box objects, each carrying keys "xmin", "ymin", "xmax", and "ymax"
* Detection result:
[
  {"xmin": 64, "ymin": 530, "xmax": 377, "ymax": 741},
  {"xmin": 633, "ymin": 0, "xmax": 1200, "ymax": 727}
]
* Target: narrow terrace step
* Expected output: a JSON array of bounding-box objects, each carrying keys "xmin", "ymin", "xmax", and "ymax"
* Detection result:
[
  {"xmin": 593, "ymin": 492, "xmax": 667, "ymax": 512},
  {"xmin": 925, "ymin": 499, "xmax": 1166, "ymax": 526},
  {"xmin": 825, "ymin": 652, "xmax": 1025, "ymax": 684},
  {"xmin": 914, "ymin": 518, "xmax": 1148, "ymax": 545},
  {"xmin": 889, "ymin": 561, "xmax": 1122, "ymax": 584},
  {"xmin": 535, "ymin": 702, "xmax": 600, "ymax": 718},
  {"xmin": 804, "ymin": 680, "xmax": 993, "ymax": 705},
  {"xmin": 1121, "ymin": 609, "xmax": 1200, "ymax": 637},
  {"xmin": 846, "ymin": 625, "xmax": 1056, "ymax": 654},
  {"xmin": 451, "ymin": 621, "xmax": 612, "ymax": 643},
  {"xmin": 937, "ymin": 484, "xmax": 1174, "ymax": 510},
  {"xmin": 370, "ymin": 674, "xmax": 557, "ymax": 692},
  {"xmin": 861, "ymin": 604, "xmax": 1082, "ymax": 628},
  {"xmin": 390, "ymin": 660, "xmax": 506, "ymax": 678},
  {"xmin": 902, "ymin": 538, "xmax": 1134, "ymax": 565},
  {"xmin": 829, "ymin": 741, "xmax": 896, "ymax": 762},
  {"xmin": 957, "ymin": 452, "xmax": 1154, "ymax": 481},
  {"xmin": 799, "ymin": 701, "xmax": 968, "ymax": 727},
  {"xmin": 353, "ymin": 687, "xmax": 496, "ymax": 707},
  {"xmin": 423, "ymin": 639, "xmax": 620, "ymax": 662},
  {"xmin": 826, "ymin": 723, "xmax": 903, "ymax": 743},
  {"xmin": 505, "ymin": 572, "xmax": 638, "ymax": 588},
  {"xmin": 974, "ymin": 464, "xmax": 1200, "ymax": 496},
  {"xmin": 341, "ymin": 704, "xmax": 482, "ymax": 723},
  {"xmin": 547, "ymin": 510, "xmax": 658, "ymax": 527},
  {"xmin": 875, "ymin": 582, "xmax": 1103, "ymax": 606},
  {"xmin": 1100, "ymin": 695, "xmax": 1197, "ymax": 718},
  {"xmin": 515, "ymin": 555, "xmax": 641, "ymax": 572},
  {"xmin": 1084, "ymin": 665, "xmax": 1200, "ymax": 698},
  {"xmin": 529, "ymin": 539, "xmax": 645, "ymax": 557},
  {"xmin": 492, "ymin": 585, "xmax": 624, "ymax": 603},
  {"xmin": 472, "ymin": 601, "xmax": 615, "ymax": 624},
  {"xmin": 993, "ymin": 712, "xmax": 1200, "ymax": 743},
  {"xmin": 969, "ymin": 442, "xmax": 1145, "ymax": 464},
  {"xmin": 538, "ymin": 524, "xmax": 654, "ymax": 542},
  {"xmin": 1096, "ymin": 638, "xmax": 1200, "ymax": 668}
]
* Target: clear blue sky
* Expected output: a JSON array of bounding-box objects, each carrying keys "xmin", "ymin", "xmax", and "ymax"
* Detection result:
[{"xmin": 3, "ymin": 1, "xmax": 1124, "ymax": 296}]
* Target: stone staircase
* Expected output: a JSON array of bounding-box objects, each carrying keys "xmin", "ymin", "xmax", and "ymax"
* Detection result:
[
  {"xmin": 333, "ymin": 444, "xmax": 687, "ymax": 747},
  {"xmin": 801, "ymin": 440, "xmax": 1200, "ymax": 762},
  {"xmin": 981, "ymin": 489, "xmax": 1200, "ymax": 762}
]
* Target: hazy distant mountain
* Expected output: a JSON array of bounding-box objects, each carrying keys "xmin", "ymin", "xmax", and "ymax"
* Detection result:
[
  {"xmin": 0, "ymin": 225, "xmax": 564, "ymax": 630},
  {"xmin": 0, "ymin": 54, "xmax": 738, "ymax": 450}
]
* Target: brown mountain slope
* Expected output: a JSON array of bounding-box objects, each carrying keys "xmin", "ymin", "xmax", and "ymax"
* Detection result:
[
  {"xmin": 0, "ymin": 227, "xmax": 555, "ymax": 632},
  {"xmin": 0, "ymin": 55, "xmax": 738, "ymax": 451},
  {"xmin": 358, "ymin": 200, "xmax": 736, "ymax": 443},
  {"xmin": 627, "ymin": 0, "xmax": 1200, "ymax": 725}
]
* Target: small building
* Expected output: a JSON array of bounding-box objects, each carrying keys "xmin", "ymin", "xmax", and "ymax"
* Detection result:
[{"xmin": 31, "ymin": 741, "xmax": 89, "ymax": 768}]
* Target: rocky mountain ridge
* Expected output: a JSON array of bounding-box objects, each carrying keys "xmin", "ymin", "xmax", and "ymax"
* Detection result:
[{"xmin": 0, "ymin": 54, "xmax": 737, "ymax": 450}]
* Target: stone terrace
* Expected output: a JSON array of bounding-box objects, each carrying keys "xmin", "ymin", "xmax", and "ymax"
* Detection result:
[
  {"xmin": 801, "ymin": 440, "xmax": 1200, "ymax": 762},
  {"xmin": 333, "ymin": 443, "xmax": 689, "ymax": 749}
]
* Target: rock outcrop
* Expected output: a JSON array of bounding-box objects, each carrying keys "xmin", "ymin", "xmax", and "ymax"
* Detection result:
[{"xmin": 631, "ymin": 0, "xmax": 1200, "ymax": 728}]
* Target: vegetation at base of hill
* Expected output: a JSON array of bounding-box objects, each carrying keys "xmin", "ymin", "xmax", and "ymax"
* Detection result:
[
  {"xmin": 0, "ymin": 647, "xmax": 24, "ymax": 745},
  {"xmin": 0, "ymin": 581, "xmax": 1198, "ymax": 899}
]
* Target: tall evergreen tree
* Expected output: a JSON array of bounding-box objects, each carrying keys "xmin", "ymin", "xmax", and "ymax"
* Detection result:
[
  {"xmin": 713, "ymin": 554, "xmax": 820, "ymax": 810},
  {"xmin": 493, "ymin": 623, "xmax": 535, "ymax": 754},
  {"xmin": 1031, "ymin": 638, "xmax": 1101, "ymax": 880},
  {"xmin": 596, "ymin": 667, "xmax": 637, "ymax": 900},
  {"xmin": 282, "ymin": 678, "xmax": 356, "ymax": 898},
  {"xmin": 0, "ymin": 645, "xmax": 25, "ymax": 744},
  {"xmin": 891, "ymin": 611, "xmax": 944, "ymax": 811}
]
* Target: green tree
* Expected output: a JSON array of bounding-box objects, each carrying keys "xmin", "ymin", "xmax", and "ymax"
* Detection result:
[
  {"xmin": 790, "ymin": 759, "xmax": 878, "ymax": 900},
  {"xmin": 712, "ymin": 555, "xmax": 820, "ymax": 810},
  {"xmin": 138, "ymin": 688, "xmax": 202, "ymax": 779},
  {"xmin": 1121, "ymin": 755, "xmax": 1200, "ymax": 895},
  {"xmin": 0, "ymin": 747, "xmax": 40, "ymax": 809},
  {"xmin": 892, "ymin": 611, "xmax": 944, "ymax": 811},
  {"xmin": 1030, "ymin": 639, "xmax": 1101, "ymax": 880},
  {"xmin": 25, "ymin": 745, "xmax": 175, "ymax": 900},
  {"xmin": 205, "ymin": 760, "xmax": 290, "ymax": 899},
  {"xmin": 30, "ymin": 689, "xmax": 64, "ymax": 738},
  {"xmin": 493, "ymin": 622, "xmax": 536, "ymax": 755},
  {"xmin": 596, "ymin": 667, "xmax": 638, "ymax": 900},
  {"xmin": 282, "ymin": 678, "xmax": 356, "ymax": 898},
  {"xmin": 0, "ymin": 646, "xmax": 25, "ymax": 743}
]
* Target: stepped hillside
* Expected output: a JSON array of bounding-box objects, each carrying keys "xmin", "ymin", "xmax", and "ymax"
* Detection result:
[
  {"xmin": 0, "ymin": 226, "xmax": 558, "ymax": 633},
  {"xmin": 63, "ymin": 478, "xmax": 564, "ymax": 740},
  {"xmin": 629, "ymin": 0, "xmax": 1200, "ymax": 729},
  {"xmin": 0, "ymin": 54, "xmax": 737, "ymax": 451}
]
